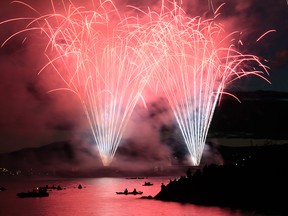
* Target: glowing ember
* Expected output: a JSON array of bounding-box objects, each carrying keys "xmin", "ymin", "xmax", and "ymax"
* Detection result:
[
  {"xmin": 1, "ymin": 0, "xmax": 271, "ymax": 166},
  {"xmin": 1, "ymin": 1, "xmax": 153, "ymax": 166},
  {"xmin": 129, "ymin": 2, "xmax": 270, "ymax": 165}
]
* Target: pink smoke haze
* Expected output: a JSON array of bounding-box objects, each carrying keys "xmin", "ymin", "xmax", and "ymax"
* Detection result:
[{"xmin": 0, "ymin": 0, "xmax": 287, "ymax": 168}]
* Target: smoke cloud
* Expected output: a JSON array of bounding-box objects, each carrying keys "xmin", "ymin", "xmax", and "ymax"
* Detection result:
[{"xmin": 0, "ymin": 0, "xmax": 287, "ymax": 172}]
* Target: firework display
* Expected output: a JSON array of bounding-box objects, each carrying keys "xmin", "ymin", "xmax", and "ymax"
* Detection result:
[
  {"xmin": 133, "ymin": 3, "xmax": 270, "ymax": 165},
  {"xmin": 1, "ymin": 0, "xmax": 270, "ymax": 166}
]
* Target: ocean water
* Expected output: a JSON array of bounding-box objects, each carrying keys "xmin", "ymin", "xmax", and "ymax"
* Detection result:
[{"xmin": 0, "ymin": 176, "xmax": 255, "ymax": 216}]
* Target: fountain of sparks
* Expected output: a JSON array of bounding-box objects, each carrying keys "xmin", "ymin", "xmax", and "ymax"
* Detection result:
[
  {"xmin": 1, "ymin": 0, "xmax": 271, "ymax": 166},
  {"xmin": 1, "ymin": 1, "xmax": 152, "ymax": 166},
  {"xmin": 132, "ymin": 1, "xmax": 270, "ymax": 165}
]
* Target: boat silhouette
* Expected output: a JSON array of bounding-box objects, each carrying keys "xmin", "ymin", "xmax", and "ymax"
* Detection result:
[
  {"xmin": 116, "ymin": 188, "xmax": 143, "ymax": 195},
  {"xmin": 17, "ymin": 187, "xmax": 49, "ymax": 198},
  {"xmin": 142, "ymin": 182, "xmax": 153, "ymax": 186}
]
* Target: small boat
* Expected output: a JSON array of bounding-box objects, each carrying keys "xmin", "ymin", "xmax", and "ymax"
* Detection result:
[
  {"xmin": 116, "ymin": 191, "xmax": 143, "ymax": 195},
  {"xmin": 17, "ymin": 187, "xmax": 49, "ymax": 198},
  {"xmin": 142, "ymin": 182, "xmax": 153, "ymax": 186},
  {"xmin": 56, "ymin": 185, "xmax": 63, "ymax": 190},
  {"xmin": 41, "ymin": 185, "xmax": 65, "ymax": 190},
  {"xmin": 116, "ymin": 189, "xmax": 143, "ymax": 195},
  {"xmin": 42, "ymin": 185, "xmax": 57, "ymax": 190}
]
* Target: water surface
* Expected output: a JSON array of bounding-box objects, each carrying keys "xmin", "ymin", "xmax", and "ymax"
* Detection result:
[{"xmin": 0, "ymin": 177, "xmax": 254, "ymax": 216}]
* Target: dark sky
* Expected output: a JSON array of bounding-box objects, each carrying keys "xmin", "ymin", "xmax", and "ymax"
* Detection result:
[{"xmin": 0, "ymin": 0, "xmax": 287, "ymax": 158}]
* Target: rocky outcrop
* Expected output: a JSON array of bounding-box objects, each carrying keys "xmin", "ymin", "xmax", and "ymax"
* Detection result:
[{"xmin": 154, "ymin": 162, "xmax": 288, "ymax": 215}]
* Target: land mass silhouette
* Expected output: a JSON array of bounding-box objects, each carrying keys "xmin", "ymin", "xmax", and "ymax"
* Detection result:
[{"xmin": 153, "ymin": 144, "xmax": 288, "ymax": 215}]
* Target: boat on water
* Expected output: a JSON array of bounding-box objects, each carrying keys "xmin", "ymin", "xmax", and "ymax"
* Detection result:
[
  {"xmin": 17, "ymin": 187, "xmax": 49, "ymax": 198},
  {"xmin": 39, "ymin": 184, "xmax": 64, "ymax": 191},
  {"xmin": 116, "ymin": 191, "xmax": 143, "ymax": 195},
  {"xmin": 116, "ymin": 188, "xmax": 143, "ymax": 195},
  {"xmin": 142, "ymin": 182, "xmax": 153, "ymax": 186}
]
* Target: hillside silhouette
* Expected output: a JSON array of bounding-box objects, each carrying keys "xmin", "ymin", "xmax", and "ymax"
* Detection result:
[
  {"xmin": 154, "ymin": 144, "xmax": 288, "ymax": 215},
  {"xmin": 1, "ymin": 90, "xmax": 288, "ymax": 178}
]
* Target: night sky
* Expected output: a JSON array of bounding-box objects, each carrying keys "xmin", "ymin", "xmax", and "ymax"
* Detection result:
[{"xmin": 0, "ymin": 0, "xmax": 287, "ymax": 160}]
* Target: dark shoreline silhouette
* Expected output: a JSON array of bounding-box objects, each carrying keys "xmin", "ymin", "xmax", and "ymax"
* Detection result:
[{"xmin": 153, "ymin": 144, "xmax": 288, "ymax": 215}]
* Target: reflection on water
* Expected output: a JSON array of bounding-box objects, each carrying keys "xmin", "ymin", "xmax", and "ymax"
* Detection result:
[{"xmin": 0, "ymin": 177, "xmax": 250, "ymax": 216}]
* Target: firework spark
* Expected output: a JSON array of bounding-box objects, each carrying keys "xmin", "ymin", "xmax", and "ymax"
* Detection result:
[
  {"xmin": 1, "ymin": 0, "xmax": 270, "ymax": 166},
  {"xmin": 131, "ymin": 1, "xmax": 270, "ymax": 165},
  {"xmin": 41, "ymin": 3, "xmax": 155, "ymax": 166},
  {"xmin": 1, "ymin": 0, "xmax": 154, "ymax": 166}
]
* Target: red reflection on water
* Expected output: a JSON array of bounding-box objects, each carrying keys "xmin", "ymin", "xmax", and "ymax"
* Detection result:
[{"xmin": 0, "ymin": 177, "xmax": 246, "ymax": 216}]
